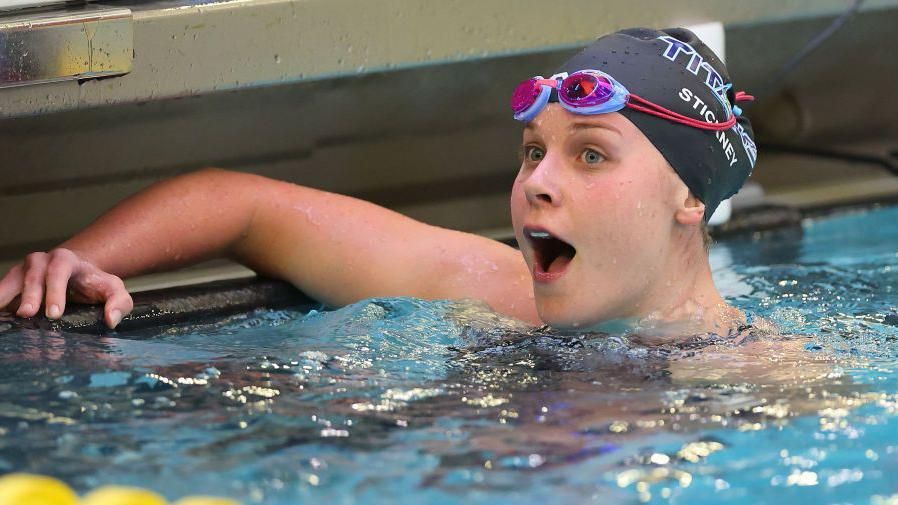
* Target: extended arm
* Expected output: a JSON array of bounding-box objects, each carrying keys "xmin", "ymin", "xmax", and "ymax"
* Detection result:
[{"xmin": 0, "ymin": 169, "xmax": 538, "ymax": 326}]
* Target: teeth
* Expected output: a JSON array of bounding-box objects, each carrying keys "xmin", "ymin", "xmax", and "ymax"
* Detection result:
[{"xmin": 529, "ymin": 231, "xmax": 551, "ymax": 239}]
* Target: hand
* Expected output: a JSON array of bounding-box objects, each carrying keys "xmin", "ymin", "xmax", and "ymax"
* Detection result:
[{"xmin": 0, "ymin": 248, "xmax": 133, "ymax": 328}]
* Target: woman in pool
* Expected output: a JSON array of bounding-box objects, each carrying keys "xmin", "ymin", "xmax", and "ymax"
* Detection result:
[{"xmin": 0, "ymin": 27, "xmax": 758, "ymax": 338}]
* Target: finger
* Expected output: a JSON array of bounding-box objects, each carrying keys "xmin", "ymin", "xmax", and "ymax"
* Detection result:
[
  {"xmin": 96, "ymin": 273, "xmax": 132, "ymax": 329},
  {"xmin": 0, "ymin": 264, "xmax": 24, "ymax": 309},
  {"xmin": 44, "ymin": 254, "xmax": 75, "ymax": 319},
  {"xmin": 104, "ymin": 289, "xmax": 133, "ymax": 330},
  {"xmin": 18, "ymin": 253, "xmax": 49, "ymax": 317}
]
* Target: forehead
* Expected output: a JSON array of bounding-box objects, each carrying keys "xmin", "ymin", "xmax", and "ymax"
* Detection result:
[{"xmin": 523, "ymin": 105, "xmax": 634, "ymax": 139}]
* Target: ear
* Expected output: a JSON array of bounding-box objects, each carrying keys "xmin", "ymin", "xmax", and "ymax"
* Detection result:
[{"xmin": 675, "ymin": 193, "xmax": 706, "ymax": 226}]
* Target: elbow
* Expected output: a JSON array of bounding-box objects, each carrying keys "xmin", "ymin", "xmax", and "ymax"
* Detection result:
[
  {"xmin": 191, "ymin": 167, "xmax": 278, "ymax": 187},
  {"xmin": 186, "ymin": 167, "xmax": 261, "ymax": 189},
  {"xmin": 192, "ymin": 166, "xmax": 235, "ymax": 179}
]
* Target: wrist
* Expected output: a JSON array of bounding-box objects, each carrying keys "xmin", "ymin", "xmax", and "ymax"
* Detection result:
[{"xmin": 54, "ymin": 243, "xmax": 100, "ymax": 270}]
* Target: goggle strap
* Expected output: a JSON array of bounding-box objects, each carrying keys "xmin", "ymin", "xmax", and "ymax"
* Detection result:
[
  {"xmin": 628, "ymin": 94, "xmax": 737, "ymax": 132},
  {"xmin": 522, "ymin": 73, "xmax": 756, "ymax": 133}
]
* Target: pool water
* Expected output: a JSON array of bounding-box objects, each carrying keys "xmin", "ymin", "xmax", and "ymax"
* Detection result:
[{"xmin": 3, "ymin": 205, "xmax": 898, "ymax": 504}]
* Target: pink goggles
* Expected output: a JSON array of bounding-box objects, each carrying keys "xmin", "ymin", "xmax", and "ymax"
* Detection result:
[{"xmin": 511, "ymin": 70, "xmax": 753, "ymax": 131}]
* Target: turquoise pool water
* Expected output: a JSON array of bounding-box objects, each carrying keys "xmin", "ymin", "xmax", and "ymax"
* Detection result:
[{"xmin": 3, "ymin": 205, "xmax": 898, "ymax": 504}]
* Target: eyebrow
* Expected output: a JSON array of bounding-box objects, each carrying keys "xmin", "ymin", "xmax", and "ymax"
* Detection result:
[
  {"xmin": 523, "ymin": 121, "xmax": 622, "ymax": 136},
  {"xmin": 570, "ymin": 121, "xmax": 621, "ymax": 136}
]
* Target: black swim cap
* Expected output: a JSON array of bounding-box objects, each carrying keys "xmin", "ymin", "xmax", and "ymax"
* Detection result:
[{"xmin": 554, "ymin": 27, "xmax": 757, "ymax": 219}]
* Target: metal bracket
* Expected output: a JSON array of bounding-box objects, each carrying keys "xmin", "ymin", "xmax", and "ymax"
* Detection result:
[{"xmin": 0, "ymin": 5, "xmax": 132, "ymax": 88}]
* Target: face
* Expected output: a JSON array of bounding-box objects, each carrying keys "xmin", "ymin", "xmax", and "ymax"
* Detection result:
[{"xmin": 510, "ymin": 105, "xmax": 689, "ymax": 328}]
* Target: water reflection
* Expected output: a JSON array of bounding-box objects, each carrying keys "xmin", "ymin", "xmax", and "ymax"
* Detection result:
[
  {"xmin": 2, "ymin": 206, "xmax": 898, "ymax": 503},
  {"xmin": 0, "ymin": 295, "xmax": 877, "ymax": 503}
]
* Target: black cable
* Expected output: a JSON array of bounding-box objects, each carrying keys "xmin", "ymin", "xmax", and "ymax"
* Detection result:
[
  {"xmin": 756, "ymin": 2, "xmax": 898, "ymax": 182},
  {"xmin": 757, "ymin": 0, "xmax": 865, "ymax": 101}
]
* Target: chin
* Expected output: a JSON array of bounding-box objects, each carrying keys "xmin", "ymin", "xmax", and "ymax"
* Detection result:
[{"xmin": 535, "ymin": 296, "xmax": 607, "ymax": 330}]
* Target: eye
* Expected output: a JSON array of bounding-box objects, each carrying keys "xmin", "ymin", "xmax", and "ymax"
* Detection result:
[
  {"xmin": 524, "ymin": 145, "xmax": 545, "ymax": 163},
  {"xmin": 581, "ymin": 148, "xmax": 605, "ymax": 165}
]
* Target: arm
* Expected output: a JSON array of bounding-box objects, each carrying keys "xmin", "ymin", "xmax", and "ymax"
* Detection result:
[{"xmin": 0, "ymin": 169, "xmax": 539, "ymax": 326}]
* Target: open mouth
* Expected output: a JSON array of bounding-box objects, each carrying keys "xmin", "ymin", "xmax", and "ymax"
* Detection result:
[{"xmin": 526, "ymin": 228, "xmax": 577, "ymax": 277}]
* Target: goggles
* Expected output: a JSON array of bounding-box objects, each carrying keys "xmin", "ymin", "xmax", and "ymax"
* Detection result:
[{"xmin": 511, "ymin": 70, "xmax": 753, "ymax": 131}]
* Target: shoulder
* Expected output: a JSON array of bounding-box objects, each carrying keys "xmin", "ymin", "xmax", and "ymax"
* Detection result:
[
  {"xmin": 666, "ymin": 322, "xmax": 832, "ymax": 385},
  {"xmin": 424, "ymin": 232, "xmax": 540, "ymax": 324}
]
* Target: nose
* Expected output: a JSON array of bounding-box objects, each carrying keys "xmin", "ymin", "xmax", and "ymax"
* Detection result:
[{"xmin": 521, "ymin": 155, "xmax": 563, "ymax": 207}]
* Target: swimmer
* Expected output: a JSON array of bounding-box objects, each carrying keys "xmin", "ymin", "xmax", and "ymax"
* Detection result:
[{"xmin": 0, "ymin": 27, "xmax": 759, "ymax": 340}]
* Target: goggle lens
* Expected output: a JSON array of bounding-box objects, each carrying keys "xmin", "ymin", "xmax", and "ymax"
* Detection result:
[
  {"xmin": 560, "ymin": 73, "xmax": 614, "ymax": 106},
  {"xmin": 511, "ymin": 69, "xmax": 746, "ymax": 132},
  {"xmin": 511, "ymin": 79, "xmax": 543, "ymax": 114}
]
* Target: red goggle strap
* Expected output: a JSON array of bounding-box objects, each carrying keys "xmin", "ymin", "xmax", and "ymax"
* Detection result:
[{"xmin": 627, "ymin": 92, "xmax": 755, "ymax": 132}]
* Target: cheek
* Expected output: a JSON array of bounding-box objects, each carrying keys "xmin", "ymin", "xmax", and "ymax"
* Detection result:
[
  {"xmin": 574, "ymin": 173, "xmax": 642, "ymax": 226},
  {"xmin": 582, "ymin": 165, "xmax": 671, "ymax": 224},
  {"xmin": 574, "ymin": 171, "xmax": 672, "ymax": 264},
  {"xmin": 509, "ymin": 179, "xmax": 527, "ymax": 221}
]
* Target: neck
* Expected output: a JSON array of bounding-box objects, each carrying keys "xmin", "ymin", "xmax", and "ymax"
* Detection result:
[{"xmin": 622, "ymin": 240, "xmax": 745, "ymax": 342}]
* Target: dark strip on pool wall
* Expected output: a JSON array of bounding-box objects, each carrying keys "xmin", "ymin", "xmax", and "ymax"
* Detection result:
[
  {"xmin": 0, "ymin": 201, "xmax": 893, "ymax": 335},
  {"xmin": 0, "ymin": 278, "xmax": 320, "ymax": 335}
]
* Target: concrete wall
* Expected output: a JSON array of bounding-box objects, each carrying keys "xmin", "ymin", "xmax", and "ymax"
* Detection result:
[
  {"xmin": 6, "ymin": 0, "xmax": 898, "ymax": 118},
  {"xmin": 1, "ymin": 0, "xmax": 898, "ymax": 271}
]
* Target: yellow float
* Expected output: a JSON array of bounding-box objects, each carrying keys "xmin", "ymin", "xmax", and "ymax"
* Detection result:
[
  {"xmin": 0, "ymin": 473, "xmax": 79, "ymax": 505},
  {"xmin": 0, "ymin": 473, "xmax": 242, "ymax": 505}
]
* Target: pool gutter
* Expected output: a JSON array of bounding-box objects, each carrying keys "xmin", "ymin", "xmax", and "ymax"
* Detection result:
[{"xmin": 2, "ymin": 277, "xmax": 318, "ymax": 334}]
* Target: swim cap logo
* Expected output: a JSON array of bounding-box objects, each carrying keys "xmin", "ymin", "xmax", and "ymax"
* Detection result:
[
  {"xmin": 734, "ymin": 123, "xmax": 758, "ymax": 167},
  {"xmin": 658, "ymin": 35, "xmax": 757, "ymax": 168},
  {"xmin": 657, "ymin": 36, "xmax": 732, "ymax": 119}
]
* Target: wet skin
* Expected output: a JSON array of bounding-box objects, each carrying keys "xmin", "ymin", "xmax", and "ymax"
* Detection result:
[
  {"xmin": 511, "ymin": 105, "xmax": 739, "ymax": 333},
  {"xmin": 1, "ymin": 106, "xmax": 738, "ymax": 337}
]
